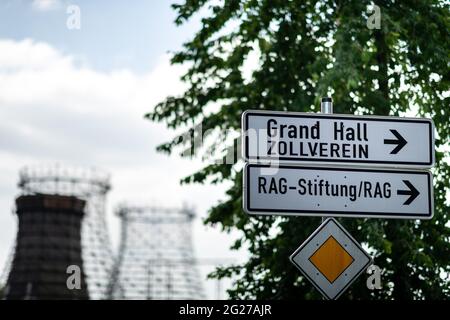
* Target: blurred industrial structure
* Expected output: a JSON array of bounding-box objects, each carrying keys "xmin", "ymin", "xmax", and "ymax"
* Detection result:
[
  {"xmin": 5, "ymin": 194, "xmax": 89, "ymax": 299},
  {"xmin": 1, "ymin": 165, "xmax": 114, "ymax": 299},
  {"xmin": 108, "ymin": 204, "xmax": 206, "ymax": 299},
  {"xmin": 0, "ymin": 165, "xmax": 233, "ymax": 300}
]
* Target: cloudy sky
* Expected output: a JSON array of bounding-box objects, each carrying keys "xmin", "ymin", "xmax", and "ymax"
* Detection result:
[{"xmin": 0, "ymin": 0, "xmax": 245, "ymax": 298}]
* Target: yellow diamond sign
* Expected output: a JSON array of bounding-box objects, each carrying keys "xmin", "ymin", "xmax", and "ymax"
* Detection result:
[
  {"xmin": 309, "ymin": 236, "xmax": 354, "ymax": 283},
  {"xmin": 290, "ymin": 218, "xmax": 372, "ymax": 300}
]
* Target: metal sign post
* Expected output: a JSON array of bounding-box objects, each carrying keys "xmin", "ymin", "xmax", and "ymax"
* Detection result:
[{"xmin": 321, "ymin": 97, "xmax": 333, "ymax": 224}]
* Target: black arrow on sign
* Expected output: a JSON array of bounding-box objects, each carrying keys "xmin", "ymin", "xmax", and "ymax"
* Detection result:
[
  {"xmin": 384, "ymin": 129, "xmax": 407, "ymax": 154},
  {"xmin": 397, "ymin": 180, "xmax": 420, "ymax": 205}
]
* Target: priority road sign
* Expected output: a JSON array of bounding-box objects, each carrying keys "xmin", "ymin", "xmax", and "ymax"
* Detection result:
[
  {"xmin": 243, "ymin": 163, "xmax": 433, "ymax": 219},
  {"xmin": 242, "ymin": 110, "xmax": 435, "ymax": 168},
  {"xmin": 290, "ymin": 218, "xmax": 372, "ymax": 300}
]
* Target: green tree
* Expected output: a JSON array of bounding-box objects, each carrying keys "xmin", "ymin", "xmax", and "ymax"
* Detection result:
[{"xmin": 147, "ymin": 0, "xmax": 450, "ymax": 299}]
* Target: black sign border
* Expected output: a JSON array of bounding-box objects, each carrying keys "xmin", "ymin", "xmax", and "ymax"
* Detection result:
[
  {"xmin": 244, "ymin": 164, "xmax": 433, "ymax": 219},
  {"xmin": 243, "ymin": 111, "xmax": 434, "ymax": 167}
]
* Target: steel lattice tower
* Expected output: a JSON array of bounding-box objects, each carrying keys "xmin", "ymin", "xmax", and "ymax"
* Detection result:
[
  {"xmin": 1, "ymin": 165, "xmax": 115, "ymax": 299},
  {"xmin": 108, "ymin": 204, "xmax": 206, "ymax": 300}
]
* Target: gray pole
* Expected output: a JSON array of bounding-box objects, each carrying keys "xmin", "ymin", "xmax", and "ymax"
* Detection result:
[
  {"xmin": 320, "ymin": 97, "xmax": 333, "ymax": 223},
  {"xmin": 321, "ymin": 97, "xmax": 333, "ymax": 114}
]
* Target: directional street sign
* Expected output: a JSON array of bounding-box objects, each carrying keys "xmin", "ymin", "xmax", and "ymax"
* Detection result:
[
  {"xmin": 290, "ymin": 218, "xmax": 372, "ymax": 300},
  {"xmin": 241, "ymin": 103, "xmax": 435, "ymax": 299},
  {"xmin": 243, "ymin": 163, "xmax": 433, "ymax": 219},
  {"xmin": 242, "ymin": 110, "xmax": 435, "ymax": 168}
]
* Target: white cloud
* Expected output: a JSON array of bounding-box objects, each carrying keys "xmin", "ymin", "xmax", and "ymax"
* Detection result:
[
  {"xmin": 0, "ymin": 38, "xmax": 244, "ymax": 297},
  {"xmin": 32, "ymin": 0, "xmax": 61, "ymax": 11},
  {"xmin": 0, "ymin": 38, "xmax": 185, "ymax": 162}
]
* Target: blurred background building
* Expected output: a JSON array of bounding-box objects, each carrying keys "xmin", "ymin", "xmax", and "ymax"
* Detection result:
[
  {"xmin": 0, "ymin": 165, "xmax": 231, "ymax": 300},
  {"xmin": 0, "ymin": 165, "xmax": 114, "ymax": 299},
  {"xmin": 108, "ymin": 204, "xmax": 205, "ymax": 299},
  {"xmin": 5, "ymin": 193, "xmax": 88, "ymax": 299}
]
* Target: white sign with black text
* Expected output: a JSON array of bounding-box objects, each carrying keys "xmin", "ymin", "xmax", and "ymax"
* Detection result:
[
  {"xmin": 242, "ymin": 110, "xmax": 434, "ymax": 168},
  {"xmin": 243, "ymin": 164, "xmax": 433, "ymax": 219}
]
